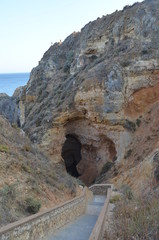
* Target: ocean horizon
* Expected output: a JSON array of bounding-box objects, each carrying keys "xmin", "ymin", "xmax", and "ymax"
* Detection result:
[{"xmin": 0, "ymin": 72, "xmax": 30, "ymax": 96}]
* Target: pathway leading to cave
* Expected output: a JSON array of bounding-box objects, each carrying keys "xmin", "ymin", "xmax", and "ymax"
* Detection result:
[{"xmin": 47, "ymin": 195, "xmax": 106, "ymax": 240}]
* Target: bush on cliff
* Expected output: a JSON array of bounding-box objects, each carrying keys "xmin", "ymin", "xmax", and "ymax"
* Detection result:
[
  {"xmin": 104, "ymin": 191, "xmax": 159, "ymax": 239},
  {"xmin": 25, "ymin": 197, "xmax": 41, "ymax": 214}
]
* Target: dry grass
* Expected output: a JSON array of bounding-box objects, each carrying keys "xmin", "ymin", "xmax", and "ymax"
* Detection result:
[
  {"xmin": 0, "ymin": 116, "xmax": 78, "ymax": 227},
  {"xmin": 104, "ymin": 191, "xmax": 159, "ymax": 240}
]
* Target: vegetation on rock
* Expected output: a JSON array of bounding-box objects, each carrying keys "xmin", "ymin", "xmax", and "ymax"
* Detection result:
[
  {"xmin": 0, "ymin": 116, "xmax": 78, "ymax": 227},
  {"xmin": 105, "ymin": 190, "xmax": 159, "ymax": 240}
]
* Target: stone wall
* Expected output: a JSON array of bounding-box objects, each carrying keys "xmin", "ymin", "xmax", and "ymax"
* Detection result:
[
  {"xmin": 0, "ymin": 187, "xmax": 92, "ymax": 240},
  {"xmin": 89, "ymin": 185, "xmax": 112, "ymax": 240},
  {"xmin": 89, "ymin": 184, "xmax": 112, "ymax": 195}
]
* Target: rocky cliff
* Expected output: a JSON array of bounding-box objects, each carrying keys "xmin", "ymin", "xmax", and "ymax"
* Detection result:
[
  {"xmin": 0, "ymin": 94, "xmax": 19, "ymax": 125},
  {"xmin": 17, "ymin": 0, "xmax": 159, "ymax": 188}
]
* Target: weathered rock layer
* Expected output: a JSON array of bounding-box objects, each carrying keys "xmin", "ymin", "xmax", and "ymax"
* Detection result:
[{"xmin": 17, "ymin": 0, "xmax": 159, "ymax": 186}]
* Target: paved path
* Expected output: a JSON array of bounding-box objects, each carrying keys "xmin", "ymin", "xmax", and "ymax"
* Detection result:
[{"xmin": 47, "ymin": 195, "xmax": 106, "ymax": 240}]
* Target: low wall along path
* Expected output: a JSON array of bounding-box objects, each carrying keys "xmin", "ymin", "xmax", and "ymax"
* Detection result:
[{"xmin": 0, "ymin": 184, "xmax": 112, "ymax": 240}]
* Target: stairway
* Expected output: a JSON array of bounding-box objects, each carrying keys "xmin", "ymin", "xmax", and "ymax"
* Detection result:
[{"xmin": 47, "ymin": 195, "xmax": 106, "ymax": 240}]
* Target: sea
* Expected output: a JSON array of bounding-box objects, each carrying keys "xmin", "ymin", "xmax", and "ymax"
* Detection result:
[{"xmin": 0, "ymin": 72, "xmax": 30, "ymax": 96}]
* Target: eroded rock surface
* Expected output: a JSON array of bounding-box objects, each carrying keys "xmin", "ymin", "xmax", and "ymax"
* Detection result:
[
  {"xmin": 18, "ymin": 0, "xmax": 159, "ymax": 185},
  {"xmin": 0, "ymin": 94, "xmax": 19, "ymax": 125}
]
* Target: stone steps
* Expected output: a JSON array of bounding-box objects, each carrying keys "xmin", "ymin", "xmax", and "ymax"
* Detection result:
[
  {"xmin": 47, "ymin": 195, "xmax": 106, "ymax": 240},
  {"xmin": 86, "ymin": 195, "xmax": 106, "ymax": 215}
]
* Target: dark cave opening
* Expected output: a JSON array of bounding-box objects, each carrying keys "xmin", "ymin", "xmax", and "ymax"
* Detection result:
[{"xmin": 61, "ymin": 134, "xmax": 81, "ymax": 178}]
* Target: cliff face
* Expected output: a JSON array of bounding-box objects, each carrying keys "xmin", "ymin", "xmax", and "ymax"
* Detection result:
[
  {"xmin": 0, "ymin": 94, "xmax": 19, "ymax": 125},
  {"xmin": 20, "ymin": 0, "xmax": 159, "ymax": 187}
]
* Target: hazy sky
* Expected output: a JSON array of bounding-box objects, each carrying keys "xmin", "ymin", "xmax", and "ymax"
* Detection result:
[{"xmin": 0, "ymin": 0, "xmax": 143, "ymax": 73}]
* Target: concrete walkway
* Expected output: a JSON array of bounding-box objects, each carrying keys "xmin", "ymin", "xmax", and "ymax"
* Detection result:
[{"xmin": 47, "ymin": 195, "xmax": 106, "ymax": 240}]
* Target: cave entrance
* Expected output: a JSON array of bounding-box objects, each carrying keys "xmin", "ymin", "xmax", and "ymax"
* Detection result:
[{"xmin": 61, "ymin": 134, "xmax": 81, "ymax": 178}]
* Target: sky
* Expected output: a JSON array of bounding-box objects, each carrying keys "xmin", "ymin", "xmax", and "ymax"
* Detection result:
[{"xmin": 0, "ymin": 0, "xmax": 143, "ymax": 73}]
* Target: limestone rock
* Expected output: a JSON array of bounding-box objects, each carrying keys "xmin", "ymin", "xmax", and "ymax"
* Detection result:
[
  {"xmin": 0, "ymin": 94, "xmax": 19, "ymax": 125},
  {"xmin": 18, "ymin": 0, "xmax": 159, "ymax": 185}
]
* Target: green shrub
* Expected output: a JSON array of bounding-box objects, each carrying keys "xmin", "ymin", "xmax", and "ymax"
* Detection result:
[
  {"xmin": 110, "ymin": 195, "xmax": 121, "ymax": 203},
  {"xmin": 21, "ymin": 163, "xmax": 32, "ymax": 173},
  {"xmin": 11, "ymin": 123, "xmax": 18, "ymax": 129},
  {"xmin": 100, "ymin": 162, "xmax": 113, "ymax": 175},
  {"xmin": 136, "ymin": 118, "xmax": 141, "ymax": 127},
  {"xmin": 121, "ymin": 60, "xmax": 131, "ymax": 67},
  {"xmin": 58, "ymin": 183, "xmax": 65, "ymax": 191},
  {"xmin": 22, "ymin": 145, "xmax": 31, "ymax": 152},
  {"xmin": 141, "ymin": 49, "xmax": 148, "ymax": 55},
  {"xmin": 0, "ymin": 144, "xmax": 9, "ymax": 153},
  {"xmin": 124, "ymin": 120, "xmax": 136, "ymax": 132},
  {"xmin": 25, "ymin": 197, "xmax": 41, "ymax": 214},
  {"xmin": 124, "ymin": 149, "xmax": 132, "ymax": 159},
  {"xmin": 0, "ymin": 184, "xmax": 16, "ymax": 199},
  {"xmin": 121, "ymin": 184, "xmax": 133, "ymax": 200}
]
